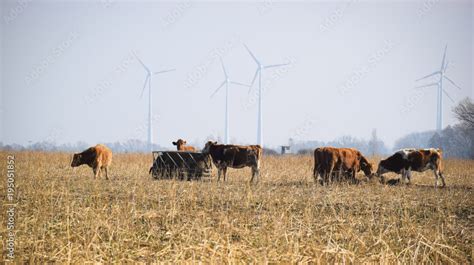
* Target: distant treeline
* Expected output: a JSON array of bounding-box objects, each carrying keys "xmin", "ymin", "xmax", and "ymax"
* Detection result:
[
  {"xmin": 289, "ymin": 134, "xmax": 390, "ymax": 156},
  {"xmin": 393, "ymin": 125, "xmax": 474, "ymax": 159},
  {"xmin": 293, "ymin": 98, "xmax": 474, "ymax": 159},
  {"xmin": 0, "ymin": 139, "xmax": 165, "ymax": 154},
  {"xmin": 3, "ymin": 98, "xmax": 472, "ymax": 158},
  {"xmin": 1, "ymin": 129, "xmax": 472, "ymax": 158}
]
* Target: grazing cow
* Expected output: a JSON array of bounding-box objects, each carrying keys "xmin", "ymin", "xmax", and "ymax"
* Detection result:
[
  {"xmin": 201, "ymin": 141, "xmax": 262, "ymax": 182},
  {"xmin": 172, "ymin": 139, "xmax": 197, "ymax": 152},
  {"xmin": 71, "ymin": 144, "xmax": 112, "ymax": 179},
  {"xmin": 376, "ymin": 148, "xmax": 446, "ymax": 187},
  {"xmin": 313, "ymin": 147, "xmax": 373, "ymax": 185}
]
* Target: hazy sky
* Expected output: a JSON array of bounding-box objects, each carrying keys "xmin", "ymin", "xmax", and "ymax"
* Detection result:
[{"xmin": 1, "ymin": 0, "xmax": 473, "ymax": 149}]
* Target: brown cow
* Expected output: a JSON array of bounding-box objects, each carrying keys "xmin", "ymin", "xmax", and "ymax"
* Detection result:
[
  {"xmin": 172, "ymin": 139, "xmax": 197, "ymax": 152},
  {"xmin": 202, "ymin": 141, "xmax": 262, "ymax": 182},
  {"xmin": 376, "ymin": 148, "xmax": 445, "ymax": 187},
  {"xmin": 71, "ymin": 144, "xmax": 112, "ymax": 179},
  {"xmin": 313, "ymin": 147, "xmax": 373, "ymax": 185}
]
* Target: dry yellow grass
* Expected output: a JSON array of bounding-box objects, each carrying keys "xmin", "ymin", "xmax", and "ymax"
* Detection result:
[{"xmin": 1, "ymin": 151, "xmax": 473, "ymax": 263}]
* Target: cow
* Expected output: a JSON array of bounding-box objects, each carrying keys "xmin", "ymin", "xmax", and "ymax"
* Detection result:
[
  {"xmin": 201, "ymin": 141, "xmax": 262, "ymax": 182},
  {"xmin": 313, "ymin": 147, "xmax": 373, "ymax": 185},
  {"xmin": 172, "ymin": 139, "xmax": 197, "ymax": 152},
  {"xmin": 376, "ymin": 148, "xmax": 446, "ymax": 188},
  {"xmin": 71, "ymin": 144, "xmax": 112, "ymax": 180}
]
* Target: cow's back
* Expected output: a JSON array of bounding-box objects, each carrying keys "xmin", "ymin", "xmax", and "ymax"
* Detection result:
[
  {"xmin": 249, "ymin": 145, "xmax": 262, "ymax": 161},
  {"xmin": 337, "ymin": 148, "xmax": 359, "ymax": 169},
  {"xmin": 225, "ymin": 147, "xmax": 258, "ymax": 168},
  {"xmin": 78, "ymin": 147, "xmax": 98, "ymax": 167},
  {"xmin": 210, "ymin": 144, "xmax": 260, "ymax": 168},
  {"xmin": 95, "ymin": 144, "xmax": 113, "ymax": 167},
  {"xmin": 314, "ymin": 147, "xmax": 330, "ymax": 172},
  {"xmin": 319, "ymin": 147, "xmax": 339, "ymax": 171},
  {"xmin": 379, "ymin": 151, "xmax": 407, "ymax": 173},
  {"xmin": 408, "ymin": 149, "xmax": 442, "ymax": 172}
]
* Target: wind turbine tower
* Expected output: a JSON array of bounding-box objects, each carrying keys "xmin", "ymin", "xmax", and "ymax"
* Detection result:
[
  {"xmin": 415, "ymin": 44, "xmax": 461, "ymax": 131},
  {"xmin": 244, "ymin": 44, "xmax": 289, "ymax": 147},
  {"xmin": 210, "ymin": 57, "xmax": 249, "ymax": 144},
  {"xmin": 134, "ymin": 51, "xmax": 175, "ymax": 150}
]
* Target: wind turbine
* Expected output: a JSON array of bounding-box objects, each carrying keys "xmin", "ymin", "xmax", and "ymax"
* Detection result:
[
  {"xmin": 210, "ymin": 57, "xmax": 250, "ymax": 144},
  {"xmin": 134, "ymin": 51, "xmax": 175, "ymax": 151},
  {"xmin": 244, "ymin": 44, "xmax": 289, "ymax": 147},
  {"xmin": 415, "ymin": 44, "xmax": 461, "ymax": 132}
]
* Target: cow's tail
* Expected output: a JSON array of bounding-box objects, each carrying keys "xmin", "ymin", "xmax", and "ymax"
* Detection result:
[
  {"xmin": 249, "ymin": 145, "xmax": 262, "ymax": 166},
  {"xmin": 254, "ymin": 145, "xmax": 263, "ymax": 160},
  {"xmin": 435, "ymin": 150, "xmax": 444, "ymax": 174},
  {"xmin": 313, "ymin": 148, "xmax": 320, "ymax": 180}
]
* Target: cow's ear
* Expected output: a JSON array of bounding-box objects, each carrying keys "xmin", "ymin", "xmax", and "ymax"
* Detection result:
[
  {"xmin": 172, "ymin": 142, "xmax": 177, "ymax": 145},
  {"xmin": 213, "ymin": 141, "xmax": 218, "ymax": 145}
]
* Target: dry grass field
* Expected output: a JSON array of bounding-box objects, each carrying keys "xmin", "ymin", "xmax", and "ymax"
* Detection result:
[{"xmin": 1, "ymin": 151, "xmax": 473, "ymax": 263}]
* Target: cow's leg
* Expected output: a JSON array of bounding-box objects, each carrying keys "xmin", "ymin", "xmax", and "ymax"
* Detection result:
[
  {"xmin": 327, "ymin": 166, "xmax": 334, "ymax": 185},
  {"xmin": 104, "ymin": 167, "xmax": 109, "ymax": 180},
  {"xmin": 406, "ymin": 170, "xmax": 412, "ymax": 185},
  {"xmin": 93, "ymin": 167, "xmax": 99, "ymax": 179},
  {"xmin": 256, "ymin": 166, "xmax": 260, "ymax": 182},
  {"xmin": 438, "ymin": 170, "xmax": 446, "ymax": 188},
  {"xmin": 222, "ymin": 167, "xmax": 228, "ymax": 181},
  {"xmin": 433, "ymin": 169, "xmax": 446, "ymax": 188},
  {"xmin": 400, "ymin": 169, "xmax": 406, "ymax": 184},
  {"xmin": 319, "ymin": 170, "xmax": 325, "ymax": 185},
  {"xmin": 251, "ymin": 165, "xmax": 259, "ymax": 183},
  {"xmin": 217, "ymin": 167, "xmax": 221, "ymax": 182},
  {"xmin": 351, "ymin": 169, "xmax": 357, "ymax": 184},
  {"xmin": 433, "ymin": 170, "xmax": 438, "ymax": 188},
  {"xmin": 250, "ymin": 166, "xmax": 255, "ymax": 183}
]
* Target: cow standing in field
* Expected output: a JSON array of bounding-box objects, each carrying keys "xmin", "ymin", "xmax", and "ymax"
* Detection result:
[
  {"xmin": 313, "ymin": 147, "xmax": 373, "ymax": 185},
  {"xmin": 71, "ymin": 144, "xmax": 112, "ymax": 180},
  {"xmin": 201, "ymin": 141, "xmax": 262, "ymax": 182},
  {"xmin": 376, "ymin": 148, "xmax": 446, "ymax": 188},
  {"xmin": 172, "ymin": 139, "xmax": 197, "ymax": 152}
]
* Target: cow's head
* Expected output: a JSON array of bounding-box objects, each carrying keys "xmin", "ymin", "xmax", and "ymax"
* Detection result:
[
  {"xmin": 202, "ymin": 141, "xmax": 218, "ymax": 154},
  {"xmin": 375, "ymin": 160, "xmax": 390, "ymax": 183},
  {"xmin": 70, "ymin": 153, "xmax": 82, "ymax": 167},
  {"xmin": 172, "ymin": 139, "xmax": 186, "ymax": 149},
  {"xmin": 360, "ymin": 158, "xmax": 374, "ymax": 178}
]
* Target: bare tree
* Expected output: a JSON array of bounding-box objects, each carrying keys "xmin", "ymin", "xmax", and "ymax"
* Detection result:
[
  {"xmin": 368, "ymin": 129, "xmax": 378, "ymax": 156},
  {"xmin": 453, "ymin": 98, "xmax": 474, "ymax": 130}
]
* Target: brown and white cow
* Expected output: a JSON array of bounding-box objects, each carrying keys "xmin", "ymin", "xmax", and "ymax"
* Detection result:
[
  {"xmin": 71, "ymin": 144, "xmax": 112, "ymax": 179},
  {"xmin": 376, "ymin": 148, "xmax": 446, "ymax": 188},
  {"xmin": 313, "ymin": 147, "xmax": 373, "ymax": 185},
  {"xmin": 172, "ymin": 139, "xmax": 197, "ymax": 152},
  {"xmin": 202, "ymin": 141, "xmax": 262, "ymax": 182}
]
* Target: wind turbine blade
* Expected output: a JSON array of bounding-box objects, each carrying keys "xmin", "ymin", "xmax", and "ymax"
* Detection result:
[
  {"xmin": 249, "ymin": 69, "xmax": 259, "ymax": 91},
  {"xmin": 230, "ymin": 81, "xmax": 250, "ymax": 87},
  {"xmin": 443, "ymin": 75, "xmax": 462, "ymax": 90},
  {"xmin": 244, "ymin": 44, "xmax": 259, "ymax": 65},
  {"xmin": 219, "ymin": 57, "xmax": 228, "ymax": 78},
  {"xmin": 415, "ymin": 71, "xmax": 440, "ymax": 82},
  {"xmin": 210, "ymin": 81, "xmax": 226, "ymax": 98},
  {"xmin": 415, "ymin": 82, "xmax": 438, "ymax": 89},
  {"xmin": 441, "ymin": 44, "xmax": 447, "ymax": 70},
  {"xmin": 140, "ymin": 75, "xmax": 150, "ymax": 98},
  {"xmin": 444, "ymin": 61, "xmax": 450, "ymax": 72},
  {"xmin": 133, "ymin": 51, "xmax": 149, "ymax": 72},
  {"xmin": 154, "ymin": 69, "xmax": 175, "ymax": 75},
  {"xmin": 442, "ymin": 89, "xmax": 455, "ymax": 103},
  {"xmin": 264, "ymin": 63, "xmax": 290, "ymax": 69}
]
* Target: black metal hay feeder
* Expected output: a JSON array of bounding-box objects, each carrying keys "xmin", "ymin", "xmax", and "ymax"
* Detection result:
[{"xmin": 149, "ymin": 151, "xmax": 212, "ymax": 180}]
